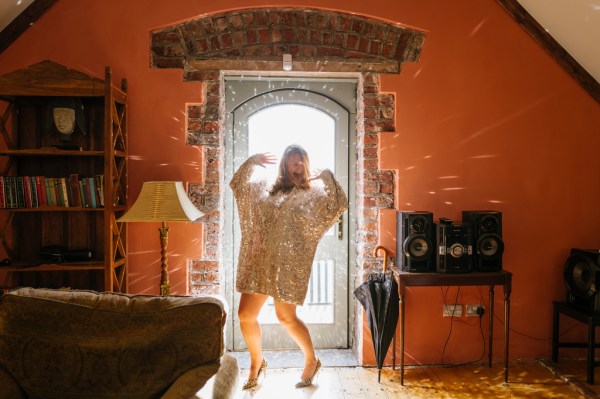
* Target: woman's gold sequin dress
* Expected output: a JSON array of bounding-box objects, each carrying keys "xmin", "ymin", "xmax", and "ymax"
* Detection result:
[{"xmin": 230, "ymin": 155, "xmax": 348, "ymax": 305}]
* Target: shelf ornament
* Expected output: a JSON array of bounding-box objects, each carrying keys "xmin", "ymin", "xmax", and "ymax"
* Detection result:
[{"xmin": 44, "ymin": 96, "xmax": 86, "ymax": 141}]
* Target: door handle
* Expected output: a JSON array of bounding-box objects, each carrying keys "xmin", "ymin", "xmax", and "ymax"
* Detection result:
[{"xmin": 337, "ymin": 215, "xmax": 343, "ymax": 240}]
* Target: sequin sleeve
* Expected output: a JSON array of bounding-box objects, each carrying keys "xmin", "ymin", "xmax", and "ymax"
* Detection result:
[
  {"xmin": 229, "ymin": 154, "xmax": 261, "ymax": 201},
  {"xmin": 230, "ymin": 154, "xmax": 267, "ymax": 244},
  {"xmin": 317, "ymin": 169, "xmax": 348, "ymax": 228}
]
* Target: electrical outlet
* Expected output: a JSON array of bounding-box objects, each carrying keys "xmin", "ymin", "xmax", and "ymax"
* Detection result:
[
  {"xmin": 443, "ymin": 304, "xmax": 462, "ymax": 317},
  {"xmin": 466, "ymin": 304, "xmax": 485, "ymax": 317}
]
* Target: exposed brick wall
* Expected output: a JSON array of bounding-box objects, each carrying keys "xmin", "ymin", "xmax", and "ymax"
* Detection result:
[
  {"xmin": 151, "ymin": 8, "xmax": 425, "ymax": 69},
  {"xmin": 149, "ymin": 9, "xmax": 424, "ymax": 349}
]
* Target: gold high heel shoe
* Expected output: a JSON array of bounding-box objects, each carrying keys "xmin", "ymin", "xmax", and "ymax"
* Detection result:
[
  {"xmin": 243, "ymin": 358, "xmax": 267, "ymax": 390},
  {"xmin": 295, "ymin": 358, "xmax": 321, "ymax": 388}
]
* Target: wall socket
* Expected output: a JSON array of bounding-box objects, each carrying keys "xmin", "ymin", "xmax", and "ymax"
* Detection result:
[
  {"xmin": 443, "ymin": 304, "xmax": 462, "ymax": 317},
  {"xmin": 466, "ymin": 304, "xmax": 485, "ymax": 317}
]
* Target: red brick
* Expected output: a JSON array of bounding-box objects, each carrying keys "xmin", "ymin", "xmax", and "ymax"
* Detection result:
[
  {"xmin": 358, "ymin": 37, "xmax": 369, "ymax": 53},
  {"xmin": 152, "ymin": 31, "xmax": 180, "ymax": 44},
  {"xmin": 284, "ymin": 27, "xmax": 296, "ymax": 42},
  {"xmin": 209, "ymin": 36, "xmax": 220, "ymax": 50},
  {"xmin": 242, "ymin": 12, "xmax": 254, "ymax": 25},
  {"xmin": 230, "ymin": 15, "xmax": 244, "ymax": 29},
  {"xmin": 370, "ymin": 40, "xmax": 382, "ymax": 55},
  {"xmin": 247, "ymin": 30, "xmax": 257, "ymax": 45},
  {"xmin": 231, "ymin": 31, "xmax": 245, "ymax": 46},
  {"xmin": 215, "ymin": 17, "xmax": 229, "ymax": 32},
  {"xmin": 272, "ymin": 28, "xmax": 282, "ymax": 42},
  {"xmin": 258, "ymin": 28, "xmax": 270, "ymax": 43},
  {"xmin": 153, "ymin": 57, "xmax": 184, "ymax": 69},
  {"xmin": 380, "ymin": 183, "xmax": 394, "ymax": 194},
  {"xmin": 187, "ymin": 105, "xmax": 203, "ymax": 118},
  {"xmin": 346, "ymin": 34, "xmax": 359, "ymax": 49},
  {"xmin": 221, "ymin": 33, "xmax": 233, "ymax": 48},
  {"xmin": 187, "ymin": 120, "xmax": 201, "ymax": 131},
  {"xmin": 310, "ymin": 30, "xmax": 321, "ymax": 45},
  {"xmin": 317, "ymin": 47, "xmax": 344, "ymax": 57}
]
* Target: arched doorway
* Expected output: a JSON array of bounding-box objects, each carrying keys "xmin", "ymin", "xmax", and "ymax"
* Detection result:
[{"xmin": 224, "ymin": 77, "xmax": 357, "ymax": 350}]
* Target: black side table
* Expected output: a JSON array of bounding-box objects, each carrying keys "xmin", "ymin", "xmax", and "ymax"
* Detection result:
[{"xmin": 552, "ymin": 301, "xmax": 600, "ymax": 384}]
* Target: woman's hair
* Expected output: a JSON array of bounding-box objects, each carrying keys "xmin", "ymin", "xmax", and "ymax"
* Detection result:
[{"xmin": 269, "ymin": 144, "xmax": 311, "ymax": 195}]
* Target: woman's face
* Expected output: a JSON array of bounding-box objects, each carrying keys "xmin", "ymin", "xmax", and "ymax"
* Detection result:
[{"xmin": 286, "ymin": 153, "xmax": 305, "ymax": 184}]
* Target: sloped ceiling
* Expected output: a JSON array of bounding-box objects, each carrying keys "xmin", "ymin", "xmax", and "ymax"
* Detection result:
[
  {"xmin": 517, "ymin": 0, "xmax": 600, "ymax": 83},
  {"xmin": 0, "ymin": 0, "xmax": 598, "ymax": 101},
  {"xmin": 0, "ymin": 0, "xmax": 35, "ymax": 31}
]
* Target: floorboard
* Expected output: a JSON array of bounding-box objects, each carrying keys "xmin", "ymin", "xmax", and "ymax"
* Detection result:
[{"xmin": 200, "ymin": 351, "xmax": 600, "ymax": 398}]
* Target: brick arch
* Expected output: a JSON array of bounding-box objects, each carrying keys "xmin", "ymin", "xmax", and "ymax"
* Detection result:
[
  {"xmin": 149, "ymin": 9, "xmax": 426, "ymax": 304},
  {"xmin": 151, "ymin": 8, "xmax": 425, "ymax": 70}
]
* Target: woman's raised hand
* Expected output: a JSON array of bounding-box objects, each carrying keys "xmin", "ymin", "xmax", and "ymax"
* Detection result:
[{"xmin": 255, "ymin": 153, "xmax": 277, "ymax": 168}]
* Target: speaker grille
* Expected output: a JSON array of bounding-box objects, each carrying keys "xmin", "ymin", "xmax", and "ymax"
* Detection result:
[
  {"xmin": 396, "ymin": 211, "xmax": 435, "ymax": 272},
  {"xmin": 564, "ymin": 249, "xmax": 600, "ymax": 299}
]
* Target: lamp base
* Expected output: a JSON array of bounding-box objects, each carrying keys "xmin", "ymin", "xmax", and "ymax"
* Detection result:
[
  {"xmin": 159, "ymin": 223, "xmax": 170, "ymax": 296},
  {"xmin": 160, "ymin": 282, "xmax": 170, "ymax": 296}
]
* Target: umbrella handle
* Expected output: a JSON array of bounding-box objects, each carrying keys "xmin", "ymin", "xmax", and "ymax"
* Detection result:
[{"xmin": 374, "ymin": 245, "xmax": 388, "ymax": 272}]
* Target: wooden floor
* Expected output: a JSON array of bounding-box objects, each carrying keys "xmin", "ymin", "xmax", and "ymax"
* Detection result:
[{"xmin": 199, "ymin": 360, "xmax": 600, "ymax": 398}]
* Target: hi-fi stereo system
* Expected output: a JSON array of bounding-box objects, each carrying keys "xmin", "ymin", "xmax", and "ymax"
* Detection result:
[{"xmin": 396, "ymin": 210, "xmax": 504, "ymax": 273}]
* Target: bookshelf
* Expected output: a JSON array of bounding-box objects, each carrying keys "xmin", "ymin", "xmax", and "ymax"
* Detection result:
[{"xmin": 0, "ymin": 61, "xmax": 128, "ymax": 292}]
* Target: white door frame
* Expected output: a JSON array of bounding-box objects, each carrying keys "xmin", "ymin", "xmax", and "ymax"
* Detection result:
[{"xmin": 223, "ymin": 75, "xmax": 357, "ymax": 350}]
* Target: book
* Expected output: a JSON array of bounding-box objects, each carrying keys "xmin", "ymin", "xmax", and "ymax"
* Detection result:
[
  {"xmin": 29, "ymin": 176, "xmax": 39, "ymax": 208},
  {"xmin": 46, "ymin": 178, "xmax": 56, "ymax": 206},
  {"xmin": 79, "ymin": 180, "xmax": 87, "ymax": 208},
  {"xmin": 0, "ymin": 176, "xmax": 5, "ymax": 209},
  {"xmin": 59, "ymin": 177, "xmax": 69, "ymax": 207},
  {"xmin": 37, "ymin": 176, "xmax": 47, "ymax": 206},
  {"xmin": 69, "ymin": 174, "xmax": 82, "ymax": 207},
  {"xmin": 23, "ymin": 176, "xmax": 32, "ymax": 208},
  {"xmin": 95, "ymin": 174, "xmax": 104, "ymax": 207},
  {"xmin": 15, "ymin": 176, "xmax": 26, "ymax": 208},
  {"xmin": 82, "ymin": 178, "xmax": 91, "ymax": 208},
  {"xmin": 5, "ymin": 177, "xmax": 16, "ymax": 208},
  {"xmin": 88, "ymin": 177, "xmax": 97, "ymax": 208}
]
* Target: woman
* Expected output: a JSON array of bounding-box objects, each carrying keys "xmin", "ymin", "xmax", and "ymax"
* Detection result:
[{"xmin": 230, "ymin": 144, "xmax": 348, "ymax": 389}]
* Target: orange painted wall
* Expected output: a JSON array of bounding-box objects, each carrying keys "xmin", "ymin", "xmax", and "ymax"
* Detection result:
[{"xmin": 1, "ymin": 0, "xmax": 599, "ymax": 365}]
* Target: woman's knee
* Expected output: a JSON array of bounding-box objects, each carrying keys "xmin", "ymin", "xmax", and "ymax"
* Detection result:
[
  {"xmin": 238, "ymin": 293, "xmax": 267, "ymax": 323},
  {"xmin": 238, "ymin": 307, "xmax": 254, "ymax": 323},
  {"xmin": 275, "ymin": 306, "xmax": 298, "ymax": 326}
]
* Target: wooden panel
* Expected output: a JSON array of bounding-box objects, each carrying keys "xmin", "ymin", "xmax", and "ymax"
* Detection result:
[{"xmin": 0, "ymin": 61, "xmax": 105, "ymax": 97}]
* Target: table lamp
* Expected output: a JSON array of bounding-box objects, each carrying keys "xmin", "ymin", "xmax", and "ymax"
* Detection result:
[{"xmin": 117, "ymin": 181, "xmax": 203, "ymax": 295}]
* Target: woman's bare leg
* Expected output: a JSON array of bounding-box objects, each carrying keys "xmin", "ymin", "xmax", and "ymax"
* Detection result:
[
  {"xmin": 274, "ymin": 301, "xmax": 319, "ymax": 380},
  {"xmin": 238, "ymin": 293, "xmax": 269, "ymax": 378}
]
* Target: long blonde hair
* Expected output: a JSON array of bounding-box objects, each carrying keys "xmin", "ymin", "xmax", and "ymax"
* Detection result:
[{"xmin": 269, "ymin": 144, "xmax": 311, "ymax": 195}]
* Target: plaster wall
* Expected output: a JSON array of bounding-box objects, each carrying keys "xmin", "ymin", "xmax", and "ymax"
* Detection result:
[{"xmin": 1, "ymin": 0, "xmax": 599, "ymax": 365}]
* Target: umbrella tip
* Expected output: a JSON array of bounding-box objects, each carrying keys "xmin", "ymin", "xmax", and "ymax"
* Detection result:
[{"xmin": 378, "ymin": 369, "xmax": 381, "ymax": 383}]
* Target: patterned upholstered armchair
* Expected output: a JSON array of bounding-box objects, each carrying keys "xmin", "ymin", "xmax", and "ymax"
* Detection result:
[{"xmin": 0, "ymin": 287, "xmax": 238, "ymax": 399}]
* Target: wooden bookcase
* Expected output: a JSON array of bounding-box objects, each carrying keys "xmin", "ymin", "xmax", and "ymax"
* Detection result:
[{"xmin": 0, "ymin": 61, "xmax": 128, "ymax": 292}]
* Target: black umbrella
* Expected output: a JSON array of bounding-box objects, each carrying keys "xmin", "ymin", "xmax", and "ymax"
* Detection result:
[{"xmin": 354, "ymin": 252, "xmax": 399, "ymax": 382}]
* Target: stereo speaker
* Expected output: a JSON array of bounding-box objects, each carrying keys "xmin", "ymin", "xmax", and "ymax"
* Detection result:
[
  {"xmin": 396, "ymin": 211, "xmax": 435, "ymax": 272},
  {"xmin": 436, "ymin": 222, "xmax": 473, "ymax": 273},
  {"xmin": 462, "ymin": 211, "xmax": 504, "ymax": 272},
  {"xmin": 564, "ymin": 248, "xmax": 600, "ymax": 313}
]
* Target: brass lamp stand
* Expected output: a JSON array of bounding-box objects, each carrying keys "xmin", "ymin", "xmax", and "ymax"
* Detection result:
[
  {"xmin": 118, "ymin": 181, "xmax": 203, "ymax": 296},
  {"xmin": 159, "ymin": 222, "xmax": 170, "ymax": 296}
]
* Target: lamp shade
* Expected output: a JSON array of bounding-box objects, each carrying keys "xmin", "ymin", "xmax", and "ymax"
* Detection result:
[{"xmin": 117, "ymin": 181, "xmax": 203, "ymax": 222}]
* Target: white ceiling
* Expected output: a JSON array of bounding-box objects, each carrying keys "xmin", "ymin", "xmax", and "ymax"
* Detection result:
[
  {"xmin": 516, "ymin": 0, "xmax": 600, "ymax": 83},
  {"xmin": 0, "ymin": 0, "xmax": 599, "ymax": 83},
  {"xmin": 0, "ymin": 0, "xmax": 34, "ymax": 33}
]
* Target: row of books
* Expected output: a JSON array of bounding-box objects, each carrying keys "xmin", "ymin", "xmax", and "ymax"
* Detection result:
[{"xmin": 0, "ymin": 174, "xmax": 105, "ymax": 209}]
